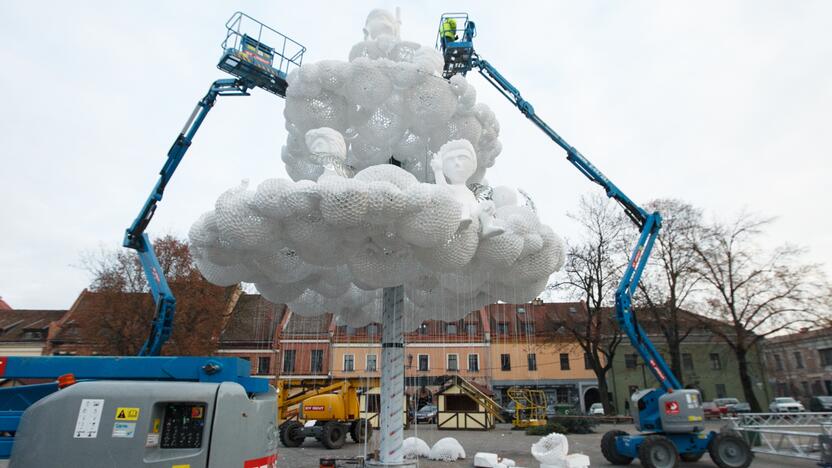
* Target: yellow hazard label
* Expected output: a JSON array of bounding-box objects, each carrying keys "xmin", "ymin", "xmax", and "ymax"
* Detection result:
[
  {"xmin": 687, "ymin": 415, "xmax": 703, "ymax": 421},
  {"xmin": 152, "ymin": 418, "xmax": 161, "ymax": 433},
  {"xmin": 115, "ymin": 407, "xmax": 140, "ymax": 421},
  {"xmin": 172, "ymin": 465, "xmax": 190, "ymax": 468}
]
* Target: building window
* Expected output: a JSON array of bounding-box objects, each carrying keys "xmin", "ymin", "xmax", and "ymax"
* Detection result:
[
  {"xmin": 801, "ymin": 381, "xmax": 810, "ymax": 396},
  {"xmin": 311, "ymin": 349, "xmax": 324, "ymax": 373},
  {"xmin": 682, "ymin": 353, "xmax": 694, "ymax": 371},
  {"xmin": 468, "ymin": 354, "xmax": 479, "ymax": 372},
  {"xmin": 528, "ymin": 353, "xmax": 538, "ymax": 371},
  {"xmin": 418, "ymin": 354, "xmax": 429, "ymax": 371},
  {"xmin": 446, "ymin": 394, "xmax": 478, "ymax": 411},
  {"xmin": 709, "ymin": 353, "xmax": 722, "ymax": 370},
  {"xmin": 466, "ymin": 323, "xmax": 477, "ymax": 336},
  {"xmin": 367, "ymin": 324, "xmax": 378, "ymax": 336},
  {"xmin": 500, "ymin": 354, "xmax": 511, "ymax": 371},
  {"xmin": 773, "ymin": 353, "xmax": 784, "ymax": 370},
  {"xmin": 584, "ymin": 353, "xmax": 593, "ymax": 370},
  {"xmin": 516, "ymin": 306, "xmax": 526, "ymax": 314},
  {"xmin": 625, "ymin": 354, "xmax": 638, "ymax": 369},
  {"xmin": 344, "ymin": 354, "xmax": 355, "ymax": 372},
  {"xmin": 522, "ymin": 321, "xmax": 534, "ymax": 334},
  {"xmin": 715, "ymin": 383, "xmax": 727, "ymax": 399},
  {"xmin": 825, "ymin": 380, "xmax": 832, "ymax": 395},
  {"xmin": 257, "ymin": 357, "xmax": 270, "ymax": 375},
  {"xmin": 366, "ymin": 354, "xmax": 377, "ymax": 371},
  {"xmin": 419, "ymin": 323, "xmax": 428, "ymax": 335},
  {"xmin": 282, "ymin": 350, "xmax": 296, "ymax": 373},
  {"xmin": 497, "ymin": 322, "xmax": 509, "ymax": 335},
  {"xmin": 447, "ymin": 324, "xmax": 458, "ymax": 335},
  {"xmin": 794, "ymin": 351, "xmax": 804, "ymax": 369},
  {"xmin": 560, "ymin": 353, "xmax": 570, "ymax": 370},
  {"xmin": 821, "ymin": 348, "xmax": 832, "ymax": 367},
  {"xmin": 555, "ymin": 387, "xmax": 569, "ymax": 404},
  {"xmin": 447, "ymin": 354, "xmax": 458, "ymax": 371}
]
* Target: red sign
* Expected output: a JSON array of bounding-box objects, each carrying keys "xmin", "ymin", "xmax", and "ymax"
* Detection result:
[
  {"xmin": 244, "ymin": 453, "xmax": 277, "ymax": 468},
  {"xmin": 665, "ymin": 401, "xmax": 680, "ymax": 415}
]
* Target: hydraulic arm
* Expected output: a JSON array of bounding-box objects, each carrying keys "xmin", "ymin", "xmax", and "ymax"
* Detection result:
[
  {"xmin": 123, "ymin": 79, "xmax": 251, "ymax": 356},
  {"xmin": 470, "ymin": 55, "xmax": 681, "ymax": 392}
]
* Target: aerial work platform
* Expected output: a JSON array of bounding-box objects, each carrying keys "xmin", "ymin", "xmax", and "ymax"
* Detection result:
[{"xmin": 217, "ymin": 11, "xmax": 306, "ymax": 96}]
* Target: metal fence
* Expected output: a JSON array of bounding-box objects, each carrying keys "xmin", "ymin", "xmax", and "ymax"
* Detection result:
[{"xmin": 727, "ymin": 412, "xmax": 832, "ymax": 463}]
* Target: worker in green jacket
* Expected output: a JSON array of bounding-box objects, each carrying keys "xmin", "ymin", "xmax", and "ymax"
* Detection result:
[{"xmin": 441, "ymin": 17, "xmax": 458, "ymax": 51}]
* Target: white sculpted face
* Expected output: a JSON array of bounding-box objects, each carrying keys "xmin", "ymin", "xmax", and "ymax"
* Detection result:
[
  {"xmin": 441, "ymin": 148, "xmax": 476, "ymax": 184},
  {"xmin": 363, "ymin": 9, "xmax": 398, "ymax": 40}
]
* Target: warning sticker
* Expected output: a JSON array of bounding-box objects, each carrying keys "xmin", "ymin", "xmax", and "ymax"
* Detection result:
[
  {"xmin": 112, "ymin": 421, "xmax": 136, "ymax": 438},
  {"xmin": 115, "ymin": 407, "xmax": 140, "ymax": 421},
  {"xmin": 74, "ymin": 399, "xmax": 104, "ymax": 438},
  {"xmin": 145, "ymin": 432, "xmax": 160, "ymax": 448}
]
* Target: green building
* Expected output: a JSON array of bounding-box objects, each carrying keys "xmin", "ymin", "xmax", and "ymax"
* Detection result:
[{"xmin": 607, "ymin": 315, "xmax": 771, "ymax": 414}]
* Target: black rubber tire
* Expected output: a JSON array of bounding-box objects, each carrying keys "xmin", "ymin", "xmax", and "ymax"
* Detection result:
[
  {"xmin": 638, "ymin": 435, "xmax": 680, "ymax": 468},
  {"xmin": 349, "ymin": 418, "xmax": 371, "ymax": 443},
  {"xmin": 680, "ymin": 452, "xmax": 704, "ymax": 462},
  {"xmin": 708, "ymin": 432, "xmax": 753, "ymax": 468},
  {"xmin": 601, "ymin": 430, "xmax": 634, "ymax": 465},
  {"xmin": 279, "ymin": 420, "xmax": 304, "ymax": 447},
  {"xmin": 321, "ymin": 421, "xmax": 347, "ymax": 449}
]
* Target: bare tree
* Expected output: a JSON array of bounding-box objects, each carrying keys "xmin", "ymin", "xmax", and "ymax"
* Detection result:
[
  {"xmin": 633, "ymin": 199, "xmax": 703, "ymax": 383},
  {"xmin": 691, "ymin": 212, "xmax": 826, "ymax": 411},
  {"xmin": 548, "ymin": 193, "xmax": 628, "ymax": 414},
  {"xmin": 80, "ymin": 235, "xmax": 234, "ymax": 355}
]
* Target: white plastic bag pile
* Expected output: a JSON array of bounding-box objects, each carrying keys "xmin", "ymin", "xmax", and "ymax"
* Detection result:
[
  {"xmin": 428, "ymin": 437, "xmax": 466, "ymax": 461},
  {"xmin": 402, "ymin": 436, "xmax": 430, "ymax": 459},
  {"xmin": 190, "ymin": 9, "xmax": 565, "ymax": 327},
  {"xmin": 531, "ymin": 433, "xmax": 589, "ymax": 468}
]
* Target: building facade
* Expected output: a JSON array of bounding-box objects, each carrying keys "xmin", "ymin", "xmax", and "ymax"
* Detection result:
[
  {"xmin": 764, "ymin": 327, "xmax": 832, "ymax": 403},
  {"xmin": 215, "ymin": 294, "xmax": 285, "ymax": 379},
  {"xmin": 609, "ymin": 312, "xmax": 771, "ymax": 414}
]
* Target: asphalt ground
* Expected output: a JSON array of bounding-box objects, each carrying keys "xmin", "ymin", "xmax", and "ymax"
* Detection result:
[{"xmin": 277, "ymin": 422, "xmax": 812, "ymax": 468}]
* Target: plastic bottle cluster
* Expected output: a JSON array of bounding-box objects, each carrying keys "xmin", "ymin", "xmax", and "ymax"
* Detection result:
[{"xmin": 189, "ymin": 10, "xmax": 565, "ymax": 328}]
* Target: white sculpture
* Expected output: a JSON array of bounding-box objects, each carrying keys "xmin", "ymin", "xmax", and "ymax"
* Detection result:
[
  {"xmin": 431, "ymin": 139, "xmax": 504, "ymax": 238},
  {"xmin": 189, "ymin": 9, "xmax": 565, "ymax": 328}
]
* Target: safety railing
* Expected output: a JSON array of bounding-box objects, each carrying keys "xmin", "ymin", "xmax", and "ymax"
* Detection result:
[
  {"xmin": 435, "ymin": 12, "xmax": 475, "ymax": 50},
  {"xmin": 222, "ymin": 11, "xmax": 305, "ymax": 77},
  {"xmin": 727, "ymin": 412, "xmax": 832, "ymax": 462}
]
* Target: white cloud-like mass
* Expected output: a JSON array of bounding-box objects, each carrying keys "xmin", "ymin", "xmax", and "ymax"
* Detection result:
[{"xmin": 189, "ymin": 10, "xmax": 564, "ymax": 328}]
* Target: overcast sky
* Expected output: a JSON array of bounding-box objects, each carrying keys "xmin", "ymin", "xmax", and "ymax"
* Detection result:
[{"xmin": 2, "ymin": 1, "xmax": 830, "ymax": 309}]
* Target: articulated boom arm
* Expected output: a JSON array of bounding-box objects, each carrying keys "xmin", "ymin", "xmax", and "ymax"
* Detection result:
[
  {"xmin": 470, "ymin": 56, "xmax": 682, "ymax": 392},
  {"xmin": 123, "ymin": 78, "xmax": 250, "ymax": 356}
]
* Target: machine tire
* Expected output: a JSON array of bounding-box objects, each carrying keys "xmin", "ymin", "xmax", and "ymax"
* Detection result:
[
  {"xmin": 601, "ymin": 430, "xmax": 634, "ymax": 465},
  {"xmin": 350, "ymin": 418, "xmax": 371, "ymax": 443},
  {"xmin": 680, "ymin": 452, "xmax": 704, "ymax": 462},
  {"xmin": 638, "ymin": 435, "xmax": 680, "ymax": 468},
  {"xmin": 321, "ymin": 421, "xmax": 347, "ymax": 449},
  {"xmin": 279, "ymin": 421, "xmax": 305, "ymax": 447},
  {"xmin": 708, "ymin": 432, "xmax": 753, "ymax": 468}
]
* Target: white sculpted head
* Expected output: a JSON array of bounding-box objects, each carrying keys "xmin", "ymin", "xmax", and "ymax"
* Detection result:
[
  {"xmin": 305, "ymin": 127, "xmax": 347, "ymax": 161},
  {"xmin": 363, "ymin": 8, "xmax": 400, "ymax": 41},
  {"xmin": 437, "ymin": 139, "xmax": 477, "ymax": 184}
]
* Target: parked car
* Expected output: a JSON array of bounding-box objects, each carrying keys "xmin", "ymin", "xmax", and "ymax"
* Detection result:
[
  {"xmin": 702, "ymin": 401, "xmax": 725, "ymax": 419},
  {"xmin": 713, "ymin": 397, "xmax": 740, "ymax": 413},
  {"xmin": 727, "ymin": 402, "xmax": 751, "ymax": 415},
  {"xmin": 589, "ymin": 403, "xmax": 605, "ymax": 416},
  {"xmin": 501, "ymin": 401, "xmax": 516, "ymax": 420},
  {"xmin": 414, "ymin": 404, "xmax": 438, "ymax": 423},
  {"xmin": 809, "ymin": 396, "xmax": 832, "ymax": 412},
  {"xmin": 769, "ymin": 397, "xmax": 805, "ymax": 413}
]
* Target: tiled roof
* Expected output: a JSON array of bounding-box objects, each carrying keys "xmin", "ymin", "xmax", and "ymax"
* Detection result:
[
  {"xmin": 766, "ymin": 326, "xmax": 832, "ymax": 345},
  {"xmin": 282, "ymin": 312, "xmax": 333, "ymax": 336},
  {"xmin": 220, "ymin": 294, "xmax": 284, "ymax": 346},
  {"xmin": 0, "ymin": 298, "xmax": 11, "ymax": 310},
  {"xmin": 0, "ymin": 309, "xmax": 66, "ymax": 343},
  {"xmin": 49, "ymin": 290, "xmax": 152, "ymax": 344}
]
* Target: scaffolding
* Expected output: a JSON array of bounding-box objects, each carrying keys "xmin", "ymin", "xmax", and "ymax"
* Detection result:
[{"xmin": 727, "ymin": 412, "xmax": 832, "ymax": 464}]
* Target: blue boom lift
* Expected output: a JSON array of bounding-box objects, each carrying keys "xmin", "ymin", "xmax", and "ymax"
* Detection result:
[
  {"xmin": 437, "ymin": 13, "xmax": 752, "ymax": 468},
  {"xmin": 0, "ymin": 13, "xmax": 305, "ymax": 466}
]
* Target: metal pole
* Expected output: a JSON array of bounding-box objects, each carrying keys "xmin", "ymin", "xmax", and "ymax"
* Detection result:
[{"xmin": 369, "ymin": 285, "xmax": 415, "ymax": 467}]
